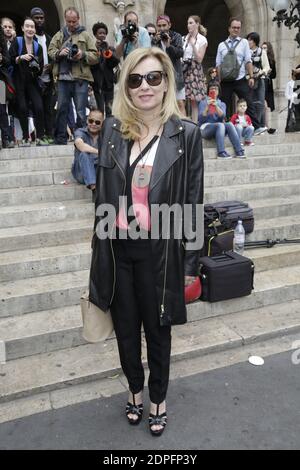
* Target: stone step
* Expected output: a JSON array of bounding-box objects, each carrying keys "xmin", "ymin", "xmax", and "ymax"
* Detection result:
[
  {"xmin": 187, "ymin": 264, "xmax": 300, "ymax": 321},
  {"xmin": 0, "ymin": 156, "xmax": 73, "ymax": 174},
  {"xmin": 0, "ymin": 243, "xmax": 91, "ymax": 282},
  {"xmin": 250, "ymin": 195, "xmax": 300, "ymax": 220},
  {"xmin": 247, "ymin": 215, "xmax": 300, "ymax": 241},
  {"xmin": 203, "ymin": 141, "xmax": 300, "ymax": 158},
  {"xmin": 0, "ymin": 218, "xmax": 93, "ymax": 253},
  {"xmin": 245, "ymin": 244, "xmax": 300, "ymax": 273},
  {"xmin": 0, "ymin": 145, "xmax": 73, "ymax": 161},
  {"xmin": 1, "ymin": 298, "xmax": 300, "ymax": 402},
  {"xmin": 204, "ymin": 154, "xmax": 300, "ymax": 172},
  {"xmin": 205, "ymin": 179, "xmax": 300, "ymax": 202},
  {"xmin": 3, "ymin": 164, "xmax": 298, "ymax": 192},
  {"xmin": 0, "ymin": 170, "xmax": 76, "ymax": 190},
  {"xmin": 1, "ymin": 148, "xmax": 298, "ymax": 175},
  {"xmin": 0, "ymin": 200, "xmax": 94, "ymax": 228},
  {"xmin": 0, "ymin": 270, "xmax": 89, "ymax": 318},
  {"xmin": 0, "ymin": 184, "xmax": 91, "ymax": 207},
  {"xmin": 205, "ymin": 166, "xmax": 300, "ymax": 188},
  {"xmin": 0, "ymin": 260, "xmax": 299, "ymax": 322}
]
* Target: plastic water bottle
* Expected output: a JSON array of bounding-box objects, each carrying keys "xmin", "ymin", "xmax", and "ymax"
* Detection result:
[{"xmin": 234, "ymin": 220, "xmax": 245, "ymax": 255}]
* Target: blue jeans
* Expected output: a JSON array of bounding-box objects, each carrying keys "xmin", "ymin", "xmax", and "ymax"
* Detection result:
[
  {"xmin": 55, "ymin": 80, "xmax": 88, "ymax": 144},
  {"xmin": 201, "ymin": 122, "xmax": 242, "ymax": 154},
  {"xmin": 72, "ymin": 151, "xmax": 98, "ymax": 187},
  {"xmin": 235, "ymin": 124, "xmax": 255, "ymax": 143}
]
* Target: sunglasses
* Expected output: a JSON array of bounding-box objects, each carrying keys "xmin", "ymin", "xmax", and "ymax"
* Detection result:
[
  {"xmin": 88, "ymin": 118, "xmax": 102, "ymax": 125},
  {"xmin": 148, "ymin": 32, "xmax": 156, "ymax": 36},
  {"xmin": 128, "ymin": 71, "xmax": 166, "ymax": 89}
]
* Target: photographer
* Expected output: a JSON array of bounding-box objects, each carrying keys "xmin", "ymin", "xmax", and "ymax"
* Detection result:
[
  {"xmin": 48, "ymin": 7, "xmax": 98, "ymax": 145},
  {"xmin": 145, "ymin": 23, "xmax": 157, "ymax": 46},
  {"xmin": 31, "ymin": 7, "xmax": 55, "ymax": 144},
  {"xmin": 156, "ymin": 15, "xmax": 185, "ymax": 115},
  {"xmin": 9, "ymin": 18, "xmax": 47, "ymax": 146},
  {"xmin": 91, "ymin": 22, "xmax": 119, "ymax": 117},
  {"xmin": 115, "ymin": 11, "xmax": 151, "ymax": 60}
]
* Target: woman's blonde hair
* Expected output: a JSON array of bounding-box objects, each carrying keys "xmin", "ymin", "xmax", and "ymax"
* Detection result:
[
  {"xmin": 189, "ymin": 15, "xmax": 207, "ymax": 37},
  {"xmin": 112, "ymin": 47, "xmax": 181, "ymax": 140}
]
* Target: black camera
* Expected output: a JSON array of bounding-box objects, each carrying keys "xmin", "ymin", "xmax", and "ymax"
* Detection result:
[
  {"xmin": 182, "ymin": 58, "xmax": 192, "ymax": 73},
  {"xmin": 28, "ymin": 56, "xmax": 40, "ymax": 74},
  {"xmin": 160, "ymin": 32, "xmax": 169, "ymax": 41},
  {"xmin": 120, "ymin": 20, "xmax": 138, "ymax": 42},
  {"xmin": 67, "ymin": 43, "xmax": 79, "ymax": 60}
]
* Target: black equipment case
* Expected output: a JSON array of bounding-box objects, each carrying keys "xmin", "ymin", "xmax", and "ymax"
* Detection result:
[
  {"xmin": 199, "ymin": 252, "xmax": 255, "ymax": 302},
  {"xmin": 204, "ymin": 201, "xmax": 254, "ymax": 234}
]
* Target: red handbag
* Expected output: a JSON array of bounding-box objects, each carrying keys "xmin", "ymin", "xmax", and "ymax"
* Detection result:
[{"xmin": 185, "ymin": 277, "xmax": 202, "ymax": 304}]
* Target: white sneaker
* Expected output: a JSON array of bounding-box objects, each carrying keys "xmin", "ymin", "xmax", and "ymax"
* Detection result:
[{"xmin": 254, "ymin": 127, "xmax": 268, "ymax": 136}]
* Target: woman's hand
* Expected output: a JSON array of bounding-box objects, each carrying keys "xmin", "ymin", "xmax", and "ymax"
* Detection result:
[
  {"xmin": 185, "ymin": 276, "xmax": 197, "ymax": 287},
  {"xmin": 21, "ymin": 54, "xmax": 34, "ymax": 62}
]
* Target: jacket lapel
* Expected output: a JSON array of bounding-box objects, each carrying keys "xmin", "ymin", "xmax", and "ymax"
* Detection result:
[{"xmin": 149, "ymin": 118, "xmax": 185, "ymax": 192}]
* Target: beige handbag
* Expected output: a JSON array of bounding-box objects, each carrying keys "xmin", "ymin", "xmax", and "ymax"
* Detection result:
[{"xmin": 80, "ymin": 292, "xmax": 114, "ymax": 343}]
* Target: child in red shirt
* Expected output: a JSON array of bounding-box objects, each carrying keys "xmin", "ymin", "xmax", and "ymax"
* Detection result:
[{"xmin": 231, "ymin": 99, "xmax": 255, "ymax": 146}]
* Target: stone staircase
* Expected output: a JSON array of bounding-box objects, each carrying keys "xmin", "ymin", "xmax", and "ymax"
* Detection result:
[{"xmin": 0, "ymin": 131, "xmax": 300, "ymax": 420}]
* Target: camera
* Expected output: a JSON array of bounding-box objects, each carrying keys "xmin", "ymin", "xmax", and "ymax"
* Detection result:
[
  {"xmin": 28, "ymin": 56, "xmax": 40, "ymax": 74},
  {"xmin": 160, "ymin": 32, "xmax": 169, "ymax": 41},
  {"xmin": 68, "ymin": 43, "xmax": 79, "ymax": 60},
  {"xmin": 182, "ymin": 58, "xmax": 192, "ymax": 73},
  {"xmin": 120, "ymin": 20, "xmax": 138, "ymax": 42}
]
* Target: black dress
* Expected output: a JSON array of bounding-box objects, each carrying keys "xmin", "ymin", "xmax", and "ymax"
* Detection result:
[{"xmin": 265, "ymin": 60, "xmax": 276, "ymax": 111}]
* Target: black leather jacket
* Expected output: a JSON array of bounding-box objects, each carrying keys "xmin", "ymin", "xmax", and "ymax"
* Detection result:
[{"xmin": 89, "ymin": 116, "xmax": 204, "ymax": 326}]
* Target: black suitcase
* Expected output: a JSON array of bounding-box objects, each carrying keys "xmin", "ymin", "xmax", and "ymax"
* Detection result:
[
  {"xmin": 204, "ymin": 201, "xmax": 254, "ymax": 234},
  {"xmin": 199, "ymin": 252, "xmax": 255, "ymax": 303}
]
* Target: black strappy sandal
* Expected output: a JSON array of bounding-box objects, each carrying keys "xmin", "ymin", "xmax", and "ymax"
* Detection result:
[
  {"xmin": 149, "ymin": 404, "xmax": 168, "ymax": 437},
  {"xmin": 126, "ymin": 393, "xmax": 144, "ymax": 426}
]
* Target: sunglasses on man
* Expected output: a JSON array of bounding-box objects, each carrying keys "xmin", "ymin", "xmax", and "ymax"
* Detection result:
[
  {"xmin": 128, "ymin": 71, "xmax": 166, "ymax": 89},
  {"xmin": 88, "ymin": 118, "xmax": 102, "ymax": 125}
]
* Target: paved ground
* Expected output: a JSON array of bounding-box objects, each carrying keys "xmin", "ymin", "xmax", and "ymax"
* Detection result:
[{"xmin": 0, "ymin": 350, "xmax": 299, "ymax": 451}]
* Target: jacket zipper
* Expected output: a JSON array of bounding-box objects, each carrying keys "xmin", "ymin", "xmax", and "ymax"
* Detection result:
[
  {"xmin": 160, "ymin": 167, "xmax": 174, "ymax": 321},
  {"xmin": 109, "ymin": 148, "xmax": 126, "ymax": 306}
]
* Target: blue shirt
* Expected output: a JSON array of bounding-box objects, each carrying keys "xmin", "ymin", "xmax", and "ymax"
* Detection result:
[
  {"xmin": 74, "ymin": 127, "xmax": 99, "ymax": 159},
  {"xmin": 116, "ymin": 26, "xmax": 151, "ymax": 57},
  {"xmin": 198, "ymin": 99, "xmax": 227, "ymax": 126},
  {"xmin": 216, "ymin": 37, "xmax": 252, "ymax": 81}
]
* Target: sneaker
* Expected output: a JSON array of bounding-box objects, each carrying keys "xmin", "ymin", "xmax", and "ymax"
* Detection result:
[
  {"xmin": 267, "ymin": 128, "xmax": 277, "ymax": 135},
  {"xmin": 217, "ymin": 151, "xmax": 232, "ymax": 159},
  {"xmin": 19, "ymin": 139, "xmax": 31, "ymax": 147},
  {"xmin": 2, "ymin": 140, "xmax": 15, "ymax": 149},
  {"xmin": 254, "ymin": 127, "xmax": 268, "ymax": 136},
  {"xmin": 235, "ymin": 150, "xmax": 246, "ymax": 158},
  {"xmin": 244, "ymin": 141, "xmax": 255, "ymax": 146},
  {"xmin": 36, "ymin": 138, "xmax": 49, "ymax": 146},
  {"xmin": 46, "ymin": 137, "xmax": 55, "ymax": 145}
]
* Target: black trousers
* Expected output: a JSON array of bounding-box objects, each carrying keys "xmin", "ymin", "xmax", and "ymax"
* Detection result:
[
  {"xmin": 16, "ymin": 78, "xmax": 45, "ymax": 139},
  {"xmin": 42, "ymin": 83, "xmax": 55, "ymax": 137},
  {"xmin": 0, "ymin": 104, "xmax": 10, "ymax": 142},
  {"xmin": 111, "ymin": 239, "xmax": 172, "ymax": 404},
  {"xmin": 93, "ymin": 86, "xmax": 113, "ymax": 117},
  {"xmin": 220, "ymin": 78, "xmax": 260, "ymax": 129}
]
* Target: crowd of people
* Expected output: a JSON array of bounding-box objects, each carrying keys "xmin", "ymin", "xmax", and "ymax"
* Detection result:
[{"xmin": 1, "ymin": 7, "xmax": 299, "ymax": 160}]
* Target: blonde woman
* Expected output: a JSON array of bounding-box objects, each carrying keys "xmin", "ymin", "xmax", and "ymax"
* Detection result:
[
  {"xmin": 183, "ymin": 16, "xmax": 208, "ymax": 122},
  {"xmin": 89, "ymin": 47, "xmax": 203, "ymax": 437}
]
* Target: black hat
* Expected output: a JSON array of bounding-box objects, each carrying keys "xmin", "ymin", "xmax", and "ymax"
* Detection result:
[{"xmin": 30, "ymin": 7, "xmax": 45, "ymax": 17}]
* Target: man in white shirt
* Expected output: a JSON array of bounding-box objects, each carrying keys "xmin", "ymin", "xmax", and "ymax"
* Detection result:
[
  {"xmin": 31, "ymin": 7, "xmax": 55, "ymax": 143},
  {"xmin": 216, "ymin": 18, "xmax": 259, "ymax": 130}
]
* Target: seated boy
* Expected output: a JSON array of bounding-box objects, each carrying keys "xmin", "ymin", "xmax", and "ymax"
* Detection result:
[{"xmin": 230, "ymin": 99, "xmax": 255, "ymax": 146}]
